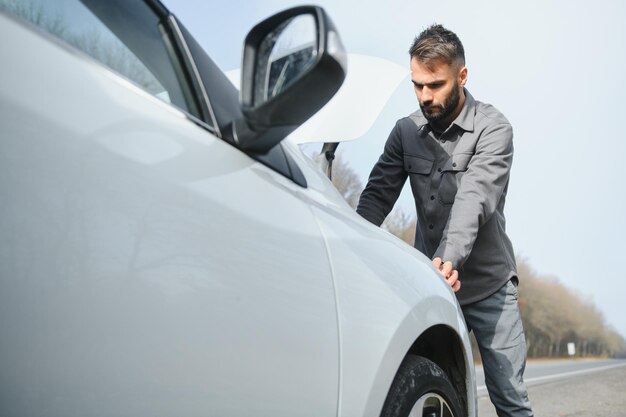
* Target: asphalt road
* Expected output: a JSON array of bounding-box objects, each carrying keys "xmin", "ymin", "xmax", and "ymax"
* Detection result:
[{"xmin": 475, "ymin": 359, "xmax": 626, "ymax": 417}]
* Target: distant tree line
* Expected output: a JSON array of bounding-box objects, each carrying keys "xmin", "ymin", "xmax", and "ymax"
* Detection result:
[
  {"xmin": 516, "ymin": 260, "xmax": 625, "ymax": 358},
  {"xmin": 325, "ymin": 151, "xmax": 626, "ymax": 358}
]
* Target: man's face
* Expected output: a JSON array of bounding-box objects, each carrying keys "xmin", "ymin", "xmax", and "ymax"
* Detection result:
[{"xmin": 410, "ymin": 57, "xmax": 467, "ymax": 125}]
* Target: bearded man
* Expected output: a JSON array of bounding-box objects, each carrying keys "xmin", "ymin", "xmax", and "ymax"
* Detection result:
[{"xmin": 357, "ymin": 24, "xmax": 534, "ymax": 417}]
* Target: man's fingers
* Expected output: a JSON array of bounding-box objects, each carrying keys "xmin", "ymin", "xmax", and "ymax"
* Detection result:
[
  {"xmin": 440, "ymin": 261, "xmax": 453, "ymax": 276},
  {"xmin": 446, "ymin": 270, "xmax": 461, "ymax": 292},
  {"xmin": 433, "ymin": 258, "xmax": 461, "ymax": 292},
  {"xmin": 446, "ymin": 270, "xmax": 458, "ymax": 285}
]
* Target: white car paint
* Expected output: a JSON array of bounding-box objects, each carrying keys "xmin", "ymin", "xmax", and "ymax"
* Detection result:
[{"xmin": 0, "ymin": 5, "xmax": 475, "ymax": 417}]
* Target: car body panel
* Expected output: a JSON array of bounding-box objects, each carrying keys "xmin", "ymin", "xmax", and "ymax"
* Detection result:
[
  {"xmin": 281, "ymin": 135, "xmax": 477, "ymax": 417},
  {"xmin": 310, "ymin": 202, "xmax": 471, "ymax": 416},
  {"xmin": 0, "ymin": 13, "xmax": 339, "ymax": 416}
]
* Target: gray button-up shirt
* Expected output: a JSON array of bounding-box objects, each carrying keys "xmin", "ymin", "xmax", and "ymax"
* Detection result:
[{"xmin": 357, "ymin": 90, "xmax": 517, "ymax": 305}]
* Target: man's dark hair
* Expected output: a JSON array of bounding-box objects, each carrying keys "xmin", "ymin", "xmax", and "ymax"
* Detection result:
[{"xmin": 409, "ymin": 24, "xmax": 465, "ymax": 68}]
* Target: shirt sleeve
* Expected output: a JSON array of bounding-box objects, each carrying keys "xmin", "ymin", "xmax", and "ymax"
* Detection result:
[
  {"xmin": 434, "ymin": 122, "xmax": 513, "ymax": 269},
  {"xmin": 356, "ymin": 121, "xmax": 408, "ymax": 226}
]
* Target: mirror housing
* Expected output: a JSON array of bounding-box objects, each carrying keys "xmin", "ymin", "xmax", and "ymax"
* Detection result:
[{"xmin": 231, "ymin": 6, "xmax": 347, "ymax": 153}]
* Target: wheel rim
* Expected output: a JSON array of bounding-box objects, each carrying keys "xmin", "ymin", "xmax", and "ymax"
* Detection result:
[{"xmin": 408, "ymin": 392, "xmax": 455, "ymax": 417}]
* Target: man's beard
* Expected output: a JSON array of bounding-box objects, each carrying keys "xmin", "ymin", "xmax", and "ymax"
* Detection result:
[{"xmin": 420, "ymin": 82, "xmax": 461, "ymax": 124}]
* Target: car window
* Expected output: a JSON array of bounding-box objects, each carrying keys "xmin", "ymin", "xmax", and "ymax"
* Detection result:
[{"xmin": 0, "ymin": 0, "xmax": 204, "ymax": 122}]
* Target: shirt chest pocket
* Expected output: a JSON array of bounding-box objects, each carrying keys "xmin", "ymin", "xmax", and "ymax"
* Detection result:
[
  {"xmin": 404, "ymin": 154, "xmax": 434, "ymax": 175},
  {"xmin": 438, "ymin": 153, "xmax": 472, "ymax": 205},
  {"xmin": 403, "ymin": 154, "xmax": 434, "ymax": 206}
]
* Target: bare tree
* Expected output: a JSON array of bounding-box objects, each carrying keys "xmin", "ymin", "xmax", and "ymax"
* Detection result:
[
  {"xmin": 0, "ymin": 0, "xmax": 67, "ymax": 37},
  {"xmin": 328, "ymin": 152, "xmax": 363, "ymax": 209},
  {"xmin": 382, "ymin": 208, "xmax": 416, "ymax": 245}
]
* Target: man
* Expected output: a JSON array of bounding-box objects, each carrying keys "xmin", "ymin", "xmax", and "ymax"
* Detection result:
[{"xmin": 357, "ymin": 24, "xmax": 533, "ymax": 417}]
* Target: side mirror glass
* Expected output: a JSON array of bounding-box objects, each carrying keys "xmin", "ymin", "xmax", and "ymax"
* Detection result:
[
  {"xmin": 254, "ymin": 15, "xmax": 317, "ymax": 106},
  {"xmin": 232, "ymin": 6, "xmax": 346, "ymax": 154}
]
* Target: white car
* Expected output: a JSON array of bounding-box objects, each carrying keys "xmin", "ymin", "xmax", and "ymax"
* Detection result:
[{"xmin": 0, "ymin": 1, "xmax": 476, "ymax": 416}]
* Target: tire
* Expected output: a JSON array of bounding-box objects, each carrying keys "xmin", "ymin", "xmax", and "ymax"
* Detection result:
[{"xmin": 380, "ymin": 355, "xmax": 464, "ymax": 417}]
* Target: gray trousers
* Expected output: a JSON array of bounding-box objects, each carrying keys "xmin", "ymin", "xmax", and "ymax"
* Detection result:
[{"xmin": 462, "ymin": 279, "xmax": 533, "ymax": 417}]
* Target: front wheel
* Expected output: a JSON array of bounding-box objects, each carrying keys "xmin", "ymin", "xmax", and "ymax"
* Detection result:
[{"xmin": 380, "ymin": 355, "xmax": 464, "ymax": 417}]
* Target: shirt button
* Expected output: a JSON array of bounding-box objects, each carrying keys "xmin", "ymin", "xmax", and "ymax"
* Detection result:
[
  {"xmin": 428, "ymin": 224, "xmax": 434, "ymax": 230},
  {"xmin": 452, "ymin": 162, "xmax": 457, "ymax": 167},
  {"xmin": 408, "ymin": 164, "xmax": 412, "ymax": 169},
  {"xmin": 437, "ymin": 167, "xmax": 442, "ymax": 173},
  {"xmin": 430, "ymin": 195, "xmax": 435, "ymax": 200}
]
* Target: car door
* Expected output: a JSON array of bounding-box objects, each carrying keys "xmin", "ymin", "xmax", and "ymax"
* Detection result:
[{"xmin": 0, "ymin": 1, "xmax": 339, "ymax": 415}]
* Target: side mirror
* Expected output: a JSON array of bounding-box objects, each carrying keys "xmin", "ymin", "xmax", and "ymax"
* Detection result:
[{"xmin": 231, "ymin": 6, "xmax": 347, "ymax": 153}]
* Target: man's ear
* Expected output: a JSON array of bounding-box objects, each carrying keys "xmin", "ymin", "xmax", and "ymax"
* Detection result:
[{"xmin": 459, "ymin": 66, "xmax": 468, "ymax": 87}]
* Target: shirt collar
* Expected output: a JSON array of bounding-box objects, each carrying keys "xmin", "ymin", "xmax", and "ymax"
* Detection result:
[
  {"xmin": 453, "ymin": 88, "xmax": 476, "ymax": 132},
  {"xmin": 408, "ymin": 88, "xmax": 476, "ymax": 132}
]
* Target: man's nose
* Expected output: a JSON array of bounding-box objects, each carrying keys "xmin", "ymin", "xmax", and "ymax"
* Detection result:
[{"xmin": 421, "ymin": 87, "xmax": 433, "ymax": 104}]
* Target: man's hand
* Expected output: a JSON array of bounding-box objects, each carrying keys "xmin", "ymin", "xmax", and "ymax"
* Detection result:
[{"xmin": 432, "ymin": 257, "xmax": 461, "ymax": 292}]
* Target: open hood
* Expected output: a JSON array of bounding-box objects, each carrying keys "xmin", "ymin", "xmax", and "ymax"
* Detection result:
[{"xmin": 225, "ymin": 53, "xmax": 408, "ymax": 144}]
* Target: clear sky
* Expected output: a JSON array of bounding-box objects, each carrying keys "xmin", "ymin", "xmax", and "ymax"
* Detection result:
[{"xmin": 163, "ymin": 0, "xmax": 626, "ymax": 339}]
